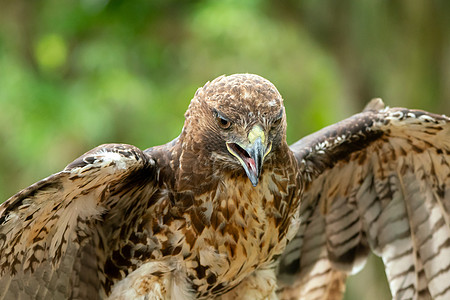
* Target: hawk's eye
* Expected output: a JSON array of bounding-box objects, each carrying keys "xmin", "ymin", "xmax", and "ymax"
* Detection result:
[{"xmin": 217, "ymin": 116, "xmax": 232, "ymax": 129}]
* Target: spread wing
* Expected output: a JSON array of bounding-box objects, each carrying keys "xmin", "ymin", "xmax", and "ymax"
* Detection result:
[
  {"xmin": 277, "ymin": 100, "xmax": 450, "ymax": 299},
  {"xmin": 0, "ymin": 144, "xmax": 161, "ymax": 300}
]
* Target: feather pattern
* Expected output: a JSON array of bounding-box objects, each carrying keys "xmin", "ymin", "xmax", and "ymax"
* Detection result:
[
  {"xmin": 0, "ymin": 74, "xmax": 301, "ymax": 299},
  {"xmin": 1, "ymin": 74, "xmax": 450, "ymax": 300},
  {"xmin": 277, "ymin": 101, "xmax": 450, "ymax": 299},
  {"xmin": 0, "ymin": 143, "xmax": 157, "ymax": 299}
]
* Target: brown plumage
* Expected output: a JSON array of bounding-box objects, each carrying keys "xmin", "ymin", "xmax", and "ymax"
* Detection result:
[
  {"xmin": 277, "ymin": 99, "xmax": 450, "ymax": 300},
  {"xmin": 0, "ymin": 75, "xmax": 449, "ymax": 300}
]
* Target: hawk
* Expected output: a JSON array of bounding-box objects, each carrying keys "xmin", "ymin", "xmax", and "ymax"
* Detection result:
[{"xmin": 0, "ymin": 74, "xmax": 449, "ymax": 300}]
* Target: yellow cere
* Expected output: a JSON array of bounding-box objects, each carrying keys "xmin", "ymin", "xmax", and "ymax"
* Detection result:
[{"xmin": 248, "ymin": 125, "xmax": 265, "ymax": 144}]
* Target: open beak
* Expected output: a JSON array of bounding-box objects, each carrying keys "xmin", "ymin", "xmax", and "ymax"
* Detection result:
[{"xmin": 226, "ymin": 125, "xmax": 272, "ymax": 187}]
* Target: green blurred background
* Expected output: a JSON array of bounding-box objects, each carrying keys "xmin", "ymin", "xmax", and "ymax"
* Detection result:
[{"xmin": 1, "ymin": 0, "xmax": 449, "ymax": 299}]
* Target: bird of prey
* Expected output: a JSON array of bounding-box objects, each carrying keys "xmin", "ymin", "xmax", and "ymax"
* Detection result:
[{"xmin": 0, "ymin": 74, "xmax": 449, "ymax": 300}]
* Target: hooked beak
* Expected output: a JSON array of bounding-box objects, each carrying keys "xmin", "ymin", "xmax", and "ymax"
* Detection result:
[{"xmin": 226, "ymin": 126, "xmax": 272, "ymax": 187}]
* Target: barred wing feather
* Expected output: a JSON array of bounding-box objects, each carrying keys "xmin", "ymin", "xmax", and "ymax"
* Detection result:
[
  {"xmin": 278, "ymin": 101, "xmax": 450, "ymax": 300},
  {"xmin": 0, "ymin": 144, "xmax": 157, "ymax": 299}
]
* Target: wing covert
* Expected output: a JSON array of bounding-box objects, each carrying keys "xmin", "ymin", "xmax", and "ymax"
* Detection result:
[
  {"xmin": 0, "ymin": 143, "xmax": 160, "ymax": 300},
  {"xmin": 277, "ymin": 102, "xmax": 450, "ymax": 299}
]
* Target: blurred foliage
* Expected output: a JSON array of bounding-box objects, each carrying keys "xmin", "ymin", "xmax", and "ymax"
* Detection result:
[{"xmin": 0, "ymin": 0, "xmax": 449, "ymax": 299}]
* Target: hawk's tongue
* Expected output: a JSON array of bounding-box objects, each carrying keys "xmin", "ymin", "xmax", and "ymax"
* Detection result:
[
  {"xmin": 225, "ymin": 141, "xmax": 262, "ymax": 186},
  {"xmin": 243, "ymin": 157, "xmax": 257, "ymax": 175}
]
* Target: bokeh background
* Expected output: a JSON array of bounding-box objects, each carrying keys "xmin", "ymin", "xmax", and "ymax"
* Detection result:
[{"xmin": 1, "ymin": 1, "xmax": 449, "ymax": 299}]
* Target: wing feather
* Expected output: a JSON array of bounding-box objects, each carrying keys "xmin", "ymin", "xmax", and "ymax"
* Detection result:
[
  {"xmin": 0, "ymin": 143, "xmax": 160, "ymax": 300},
  {"xmin": 277, "ymin": 103, "xmax": 450, "ymax": 300}
]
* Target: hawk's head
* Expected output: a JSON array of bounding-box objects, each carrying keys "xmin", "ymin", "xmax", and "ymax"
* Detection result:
[{"xmin": 183, "ymin": 74, "xmax": 286, "ymax": 186}]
